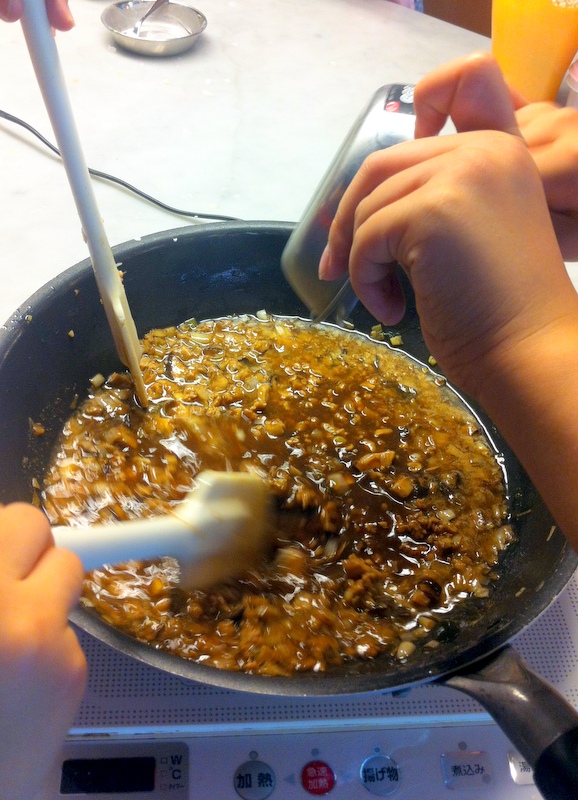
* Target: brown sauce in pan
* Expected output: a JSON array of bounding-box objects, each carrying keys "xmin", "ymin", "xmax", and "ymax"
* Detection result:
[{"xmin": 42, "ymin": 315, "xmax": 513, "ymax": 676}]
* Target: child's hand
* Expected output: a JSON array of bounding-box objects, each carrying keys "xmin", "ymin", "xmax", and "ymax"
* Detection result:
[
  {"xmin": 319, "ymin": 130, "xmax": 575, "ymax": 400},
  {"xmin": 0, "ymin": 0, "xmax": 74, "ymax": 30},
  {"xmin": 413, "ymin": 51, "xmax": 522, "ymax": 139},
  {"xmin": 413, "ymin": 51, "xmax": 578, "ymax": 259},
  {"xmin": 0, "ymin": 503, "xmax": 87, "ymax": 800},
  {"xmin": 516, "ymin": 102, "xmax": 578, "ymax": 259}
]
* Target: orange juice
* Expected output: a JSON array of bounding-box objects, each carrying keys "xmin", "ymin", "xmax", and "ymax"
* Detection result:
[{"xmin": 492, "ymin": 0, "xmax": 578, "ymax": 101}]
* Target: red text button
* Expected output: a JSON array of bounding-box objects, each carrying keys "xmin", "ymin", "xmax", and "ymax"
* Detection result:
[{"xmin": 301, "ymin": 760, "xmax": 335, "ymax": 795}]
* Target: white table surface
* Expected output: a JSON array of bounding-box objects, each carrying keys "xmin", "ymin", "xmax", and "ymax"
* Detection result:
[{"xmin": 0, "ymin": 0, "xmax": 488, "ymax": 324}]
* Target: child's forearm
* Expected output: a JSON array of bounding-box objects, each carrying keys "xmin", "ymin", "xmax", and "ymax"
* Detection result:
[{"xmin": 476, "ymin": 318, "xmax": 578, "ymax": 552}]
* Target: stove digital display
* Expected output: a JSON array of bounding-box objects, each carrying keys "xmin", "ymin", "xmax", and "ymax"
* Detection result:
[{"xmin": 60, "ymin": 756, "xmax": 156, "ymax": 793}]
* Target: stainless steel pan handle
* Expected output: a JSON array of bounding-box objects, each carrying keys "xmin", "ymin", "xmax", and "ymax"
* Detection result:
[{"xmin": 281, "ymin": 84, "xmax": 416, "ymax": 323}]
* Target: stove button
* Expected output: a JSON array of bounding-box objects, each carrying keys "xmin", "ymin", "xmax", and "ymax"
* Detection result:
[
  {"xmin": 301, "ymin": 759, "xmax": 336, "ymax": 795},
  {"xmin": 359, "ymin": 755, "xmax": 401, "ymax": 796},
  {"xmin": 508, "ymin": 751, "xmax": 534, "ymax": 785},
  {"xmin": 234, "ymin": 760, "xmax": 275, "ymax": 800},
  {"xmin": 441, "ymin": 751, "xmax": 493, "ymax": 789}
]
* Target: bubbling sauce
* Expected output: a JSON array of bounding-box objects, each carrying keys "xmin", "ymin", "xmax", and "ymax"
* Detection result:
[{"xmin": 43, "ymin": 315, "xmax": 513, "ymax": 675}]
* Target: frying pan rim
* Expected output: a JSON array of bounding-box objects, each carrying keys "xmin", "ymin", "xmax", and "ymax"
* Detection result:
[{"xmin": 3, "ymin": 218, "xmax": 576, "ymax": 696}]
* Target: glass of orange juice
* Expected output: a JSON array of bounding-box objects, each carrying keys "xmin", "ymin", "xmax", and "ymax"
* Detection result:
[{"xmin": 491, "ymin": 0, "xmax": 578, "ymax": 102}]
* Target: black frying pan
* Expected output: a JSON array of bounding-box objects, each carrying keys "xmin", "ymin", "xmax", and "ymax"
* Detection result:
[{"xmin": 1, "ymin": 221, "xmax": 577, "ymax": 799}]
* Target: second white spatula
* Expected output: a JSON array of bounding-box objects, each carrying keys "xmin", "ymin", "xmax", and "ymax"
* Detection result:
[{"xmin": 52, "ymin": 471, "xmax": 272, "ymax": 590}]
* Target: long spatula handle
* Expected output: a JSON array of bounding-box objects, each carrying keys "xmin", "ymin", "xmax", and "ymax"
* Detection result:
[
  {"xmin": 52, "ymin": 514, "xmax": 196, "ymax": 573},
  {"xmin": 20, "ymin": 0, "xmax": 148, "ymax": 406}
]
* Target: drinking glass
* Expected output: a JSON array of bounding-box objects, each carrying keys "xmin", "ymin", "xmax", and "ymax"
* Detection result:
[{"xmin": 491, "ymin": 0, "xmax": 578, "ymax": 102}]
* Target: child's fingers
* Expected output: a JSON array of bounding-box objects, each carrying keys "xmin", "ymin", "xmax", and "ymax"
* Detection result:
[
  {"xmin": 27, "ymin": 544, "xmax": 85, "ymax": 618},
  {"xmin": 0, "ymin": 503, "xmax": 55, "ymax": 580}
]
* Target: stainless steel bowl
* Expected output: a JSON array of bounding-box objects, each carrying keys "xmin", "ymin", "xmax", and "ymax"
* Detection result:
[{"xmin": 101, "ymin": 0, "xmax": 207, "ymax": 57}]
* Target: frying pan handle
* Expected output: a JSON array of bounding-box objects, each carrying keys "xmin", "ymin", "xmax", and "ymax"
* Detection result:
[
  {"xmin": 534, "ymin": 729, "xmax": 578, "ymax": 800},
  {"xmin": 444, "ymin": 645, "xmax": 578, "ymax": 800}
]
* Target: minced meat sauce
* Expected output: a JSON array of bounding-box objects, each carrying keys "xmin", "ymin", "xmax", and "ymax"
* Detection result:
[{"xmin": 42, "ymin": 314, "xmax": 513, "ymax": 676}]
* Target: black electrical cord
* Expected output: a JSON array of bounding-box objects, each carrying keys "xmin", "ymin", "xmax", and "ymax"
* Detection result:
[{"xmin": 0, "ymin": 108, "xmax": 241, "ymax": 222}]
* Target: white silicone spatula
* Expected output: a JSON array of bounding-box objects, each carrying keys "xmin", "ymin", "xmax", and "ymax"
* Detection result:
[
  {"xmin": 51, "ymin": 471, "xmax": 272, "ymax": 590},
  {"xmin": 20, "ymin": 0, "xmax": 149, "ymax": 406}
]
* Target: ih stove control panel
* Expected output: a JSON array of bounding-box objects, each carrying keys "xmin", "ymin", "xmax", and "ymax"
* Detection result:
[{"xmin": 46, "ymin": 723, "xmax": 543, "ymax": 800}]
